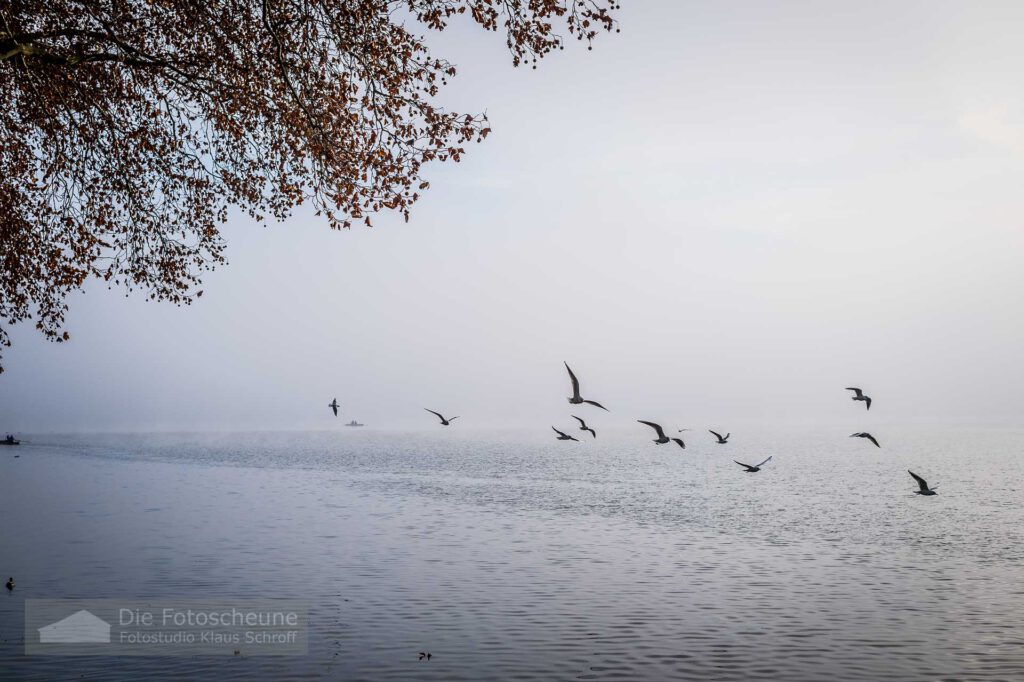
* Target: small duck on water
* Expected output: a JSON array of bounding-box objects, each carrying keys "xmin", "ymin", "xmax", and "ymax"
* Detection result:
[{"xmin": 5, "ymin": 577, "xmax": 13, "ymax": 591}]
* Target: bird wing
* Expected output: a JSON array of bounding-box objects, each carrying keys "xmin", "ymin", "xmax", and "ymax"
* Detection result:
[
  {"xmin": 552, "ymin": 426, "xmax": 569, "ymax": 438},
  {"xmin": 733, "ymin": 460, "xmax": 752, "ymax": 469},
  {"xmin": 586, "ymin": 428, "xmax": 596, "ymax": 438},
  {"xmin": 638, "ymin": 420, "xmax": 666, "ymax": 438},
  {"xmin": 865, "ymin": 396, "xmax": 872, "ymax": 410},
  {"xmin": 564, "ymin": 362, "xmax": 581, "ymax": 399},
  {"xmin": 583, "ymin": 399, "xmax": 609, "ymax": 411},
  {"xmin": 572, "ymin": 415, "xmax": 586, "ymax": 428},
  {"xmin": 424, "ymin": 408, "xmax": 445, "ymax": 422},
  {"xmin": 709, "ymin": 430, "xmax": 723, "ymax": 440},
  {"xmin": 725, "ymin": 433, "xmax": 730, "ymax": 440},
  {"xmin": 331, "ymin": 404, "xmax": 338, "ymax": 416},
  {"xmin": 671, "ymin": 438, "xmax": 685, "ymax": 449},
  {"xmin": 908, "ymin": 470, "xmax": 929, "ymax": 492},
  {"xmin": 755, "ymin": 456, "xmax": 773, "ymax": 468},
  {"xmin": 866, "ymin": 434, "xmax": 879, "ymax": 447},
  {"xmin": 845, "ymin": 387, "xmax": 863, "ymax": 397},
  {"xmin": 449, "ymin": 416, "xmax": 459, "ymax": 421}
]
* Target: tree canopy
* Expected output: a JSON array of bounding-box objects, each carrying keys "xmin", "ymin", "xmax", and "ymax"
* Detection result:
[{"xmin": 0, "ymin": 0, "xmax": 618, "ymax": 372}]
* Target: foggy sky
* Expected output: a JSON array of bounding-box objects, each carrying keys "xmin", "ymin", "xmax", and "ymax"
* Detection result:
[{"xmin": 3, "ymin": 1, "xmax": 1024, "ymax": 433}]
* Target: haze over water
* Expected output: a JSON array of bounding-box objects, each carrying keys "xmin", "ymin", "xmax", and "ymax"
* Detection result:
[{"xmin": 2, "ymin": 429, "xmax": 1022, "ymax": 680}]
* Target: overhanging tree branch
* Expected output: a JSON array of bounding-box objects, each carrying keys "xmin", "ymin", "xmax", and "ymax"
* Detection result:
[{"xmin": 0, "ymin": 0, "xmax": 619, "ymax": 372}]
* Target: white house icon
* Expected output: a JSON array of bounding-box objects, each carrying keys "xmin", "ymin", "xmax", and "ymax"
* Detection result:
[{"xmin": 38, "ymin": 610, "xmax": 111, "ymax": 643}]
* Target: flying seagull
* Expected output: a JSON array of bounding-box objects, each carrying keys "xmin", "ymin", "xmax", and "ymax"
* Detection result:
[
  {"xmin": 552, "ymin": 426, "xmax": 579, "ymax": 441},
  {"xmin": 850, "ymin": 432, "xmax": 880, "ymax": 448},
  {"xmin": 845, "ymin": 387, "xmax": 872, "ymax": 410},
  {"xmin": 709, "ymin": 430, "xmax": 730, "ymax": 444},
  {"xmin": 734, "ymin": 456, "xmax": 772, "ymax": 472},
  {"xmin": 564, "ymin": 362, "xmax": 609, "ymax": 411},
  {"xmin": 637, "ymin": 420, "xmax": 670, "ymax": 444},
  {"xmin": 328, "ymin": 398, "xmax": 339, "ymax": 417},
  {"xmin": 424, "ymin": 408, "xmax": 458, "ymax": 426},
  {"xmin": 908, "ymin": 470, "xmax": 938, "ymax": 496},
  {"xmin": 677, "ymin": 428, "xmax": 691, "ymax": 432},
  {"xmin": 572, "ymin": 415, "xmax": 596, "ymax": 438}
]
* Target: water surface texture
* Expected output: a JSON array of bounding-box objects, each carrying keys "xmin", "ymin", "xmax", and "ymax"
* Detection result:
[{"xmin": 1, "ymin": 429, "xmax": 1022, "ymax": 680}]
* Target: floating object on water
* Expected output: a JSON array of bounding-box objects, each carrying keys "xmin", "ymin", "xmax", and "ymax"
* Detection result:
[
  {"xmin": 344, "ymin": 420, "xmax": 364, "ymax": 427},
  {"xmin": 5, "ymin": 577, "xmax": 13, "ymax": 591},
  {"xmin": 418, "ymin": 652, "xmax": 432, "ymax": 661}
]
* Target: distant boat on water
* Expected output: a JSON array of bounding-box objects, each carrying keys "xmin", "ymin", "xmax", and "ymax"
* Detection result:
[
  {"xmin": 2, "ymin": 434, "xmax": 19, "ymax": 445},
  {"xmin": 344, "ymin": 420, "xmax": 365, "ymax": 427}
]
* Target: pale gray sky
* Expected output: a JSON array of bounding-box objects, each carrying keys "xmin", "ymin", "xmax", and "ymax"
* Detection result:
[{"xmin": 4, "ymin": 1, "xmax": 1024, "ymax": 432}]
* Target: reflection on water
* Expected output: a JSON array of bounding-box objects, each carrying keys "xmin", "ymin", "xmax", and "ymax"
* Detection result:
[{"xmin": 1, "ymin": 428, "xmax": 1022, "ymax": 680}]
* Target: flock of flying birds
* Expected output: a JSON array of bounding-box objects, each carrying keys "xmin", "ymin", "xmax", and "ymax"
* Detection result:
[{"xmin": 329, "ymin": 364, "xmax": 940, "ymax": 497}]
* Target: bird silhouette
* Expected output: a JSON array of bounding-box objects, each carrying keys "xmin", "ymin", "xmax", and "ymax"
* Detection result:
[
  {"xmin": 734, "ymin": 456, "xmax": 772, "ymax": 472},
  {"xmin": 424, "ymin": 408, "xmax": 458, "ymax": 426},
  {"xmin": 845, "ymin": 387, "xmax": 872, "ymax": 410},
  {"xmin": 418, "ymin": 652, "xmax": 432, "ymax": 661},
  {"xmin": 908, "ymin": 470, "xmax": 938, "ymax": 496},
  {"xmin": 850, "ymin": 432, "xmax": 880, "ymax": 448},
  {"xmin": 572, "ymin": 416, "xmax": 596, "ymax": 438},
  {"xmin": 637, "ymin": 420, "xmax": 671, "ymax": 444},
  {"xmin": 552, "ymin": 427, "xmax": 579, "ymax": 441},
  {"xmin": 5, "ymin": 577, "xmax": 13, "ymax": 592},
  {"xmin": 564, "ymin": 362, "xmax": 608, "ymax": 411},
  {"xmin": 709, "ymin": 430, "xmax": 730, "ymax": 444},
  {"xmin": 328, "ymin": 398, "xmax": 339, "ymax": 417}
]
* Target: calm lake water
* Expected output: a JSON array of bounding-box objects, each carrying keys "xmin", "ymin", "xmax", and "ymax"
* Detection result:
[{"xmin": 1, "ymin": 428, "xmax": 1023, "ymax": 680}]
